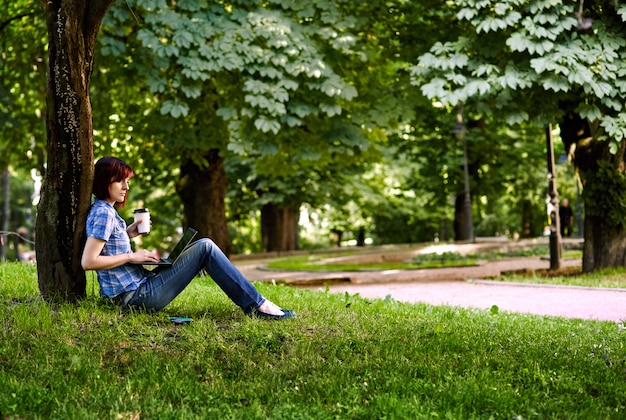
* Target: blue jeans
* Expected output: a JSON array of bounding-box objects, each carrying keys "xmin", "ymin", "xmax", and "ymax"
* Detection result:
[{"xmin": 126, "ymin": 238, "xmax": 265, "ymax": 313}]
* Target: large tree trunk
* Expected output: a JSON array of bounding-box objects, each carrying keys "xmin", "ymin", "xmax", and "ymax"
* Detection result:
[
  {"xmin": 260, "ymin": 203, "xmax": 299, "ymax": 252},
  {"xmin": 176, "ymin": 149, "xmax": 232, "ymax": 256},
  {"xmin": 582, "ymin": 215, "xmax": 626, "ymax": 271},
  {"xmin": 36, "ymin": 1, "xmax": 113, "ymax": 301},
  {"xmin": 562, "ymin": 112, "xmax": 626, "ymax": 272}
]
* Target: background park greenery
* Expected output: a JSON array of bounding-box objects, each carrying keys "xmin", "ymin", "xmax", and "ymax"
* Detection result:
[{"xmin": 1, "ymin": 0, "xmax": 595, "ymax": 264}]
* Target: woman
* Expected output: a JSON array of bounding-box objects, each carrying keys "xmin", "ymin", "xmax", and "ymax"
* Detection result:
[{"xmin": 81, "ymin": 156, "xmax": 295, "ymax": 320}]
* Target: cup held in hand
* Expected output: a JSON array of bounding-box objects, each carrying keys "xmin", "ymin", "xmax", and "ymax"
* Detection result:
[{"xmin": 134, "ymin": 208, "xmax": 150, "ymax": 234}]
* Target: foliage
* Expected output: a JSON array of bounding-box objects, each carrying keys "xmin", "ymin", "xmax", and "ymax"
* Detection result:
[
  {"xmin": 410, "ymin": 0, "xmax": 626, "ymax": 269},
  {"xmin": 0, "ymin": 0, "xmax": 47, "ymax": 171},
  {"xmin": 101, "ymin": 0, "xmax": 359, "ymax": 140},
  {"xmin": 1, "ymin": 262, "xmax": 626, "ymax": 418},
  {"xmin": 97, "ymin": 0, "xmax": 390, "ymax": 242},
  {"xmin": 412, "ymin": 0, "xmax": 626, "ymax": 134}
]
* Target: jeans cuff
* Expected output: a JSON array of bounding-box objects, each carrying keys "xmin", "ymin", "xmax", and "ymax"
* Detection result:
[{"xmin": 243, "ymin": 298, "xmax": 266, "ymax": 315}]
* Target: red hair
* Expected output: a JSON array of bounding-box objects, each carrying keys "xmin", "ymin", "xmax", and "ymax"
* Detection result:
[{"xmin": 93, "ymin": 156, "xmax": 134, "ymax": 208}]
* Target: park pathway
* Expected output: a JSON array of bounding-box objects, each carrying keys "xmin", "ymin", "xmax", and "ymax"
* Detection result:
[{"xmin": 234, "ymin": 248, "xmax": 626, "ymax": 323}]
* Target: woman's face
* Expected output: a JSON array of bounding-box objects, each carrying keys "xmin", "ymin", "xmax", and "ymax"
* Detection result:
[{"xmin": 107, "ymin": 178, "xmax": 130, "ymax": 205}]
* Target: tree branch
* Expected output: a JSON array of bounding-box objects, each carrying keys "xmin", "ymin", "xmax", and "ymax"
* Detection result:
[{"xmin": 0, "ymin": 11, "xmax": 37, "ymax": 34}]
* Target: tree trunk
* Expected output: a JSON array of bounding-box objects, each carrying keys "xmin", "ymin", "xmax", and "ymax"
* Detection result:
[
  {"xmin": 562, "ymin": 111, "xmax": 626, "ymax": 272},
  {"xmin": 36, "ymin": 0, "xmax": 113, "ymax": 301},
  {"xmin": 261, "ymin": 203, "xmax": 299, "ymax": 252},
  {"xmin": 520, "ymin": 199, "xmax": 534, "ymax": 238},
  {"xmin": 356, "ymin": 227, "xmax": 366, "ymax": 247},
  {"xmin": 454, "ymin": 193, "xmax": 471, "ymax": 241},
  {"xmin": 176, "ymin": 149, "xmax": 232, "ymax": 256},
  {"xmin": 582, "ymin": 215, "xmax": 626, "ymax": 271}
]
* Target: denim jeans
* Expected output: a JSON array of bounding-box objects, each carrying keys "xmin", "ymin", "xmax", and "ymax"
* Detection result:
[{"xmin": 126, "ymin": 238, "xmax": 265, "ymax": 313}]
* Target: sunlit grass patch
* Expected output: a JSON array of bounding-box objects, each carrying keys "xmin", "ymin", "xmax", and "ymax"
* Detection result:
[
  {"xmin": 266, "ymin": 253, "xmax": 478, "ymax": 271},
  {"xmin": 2, "ymin": 262, "xmax": 625, "ymax": 418},
  {"xmin": 493, "ymin": 265, "xmax": 626, "ymax": 289}
]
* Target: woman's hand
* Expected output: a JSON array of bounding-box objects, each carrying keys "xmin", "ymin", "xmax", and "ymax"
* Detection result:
[
  {"xmin": 82, "ymin": 236, "xmax": 160, "ymax": 270},
  {"xmin": 129, "ymin": 249, "xmax": 160, "ymax": 264},
  {"xmin": 127, "ymin": 219, "xmax": 151, "ymax": 238}
]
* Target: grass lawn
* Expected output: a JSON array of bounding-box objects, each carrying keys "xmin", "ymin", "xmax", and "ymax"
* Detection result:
[
  {"xmin": 1, "ymin": 262, "xmax": 625, "ymax": 419},
  {"xmin": 264, "ymin": 245, "xmax": 582, "ymax": 273},
  {"xmin": 265, "ymin": 254, "xmax": 479, "ymax": 271},
  {"xmin": 492, "ymin": 266, "xmax": 626, "ymax": 289}
]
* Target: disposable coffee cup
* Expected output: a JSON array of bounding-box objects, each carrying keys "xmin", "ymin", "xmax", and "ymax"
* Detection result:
[{"xmin": 134, "ymin": 208, "xmax": 150, "ymax": 234}]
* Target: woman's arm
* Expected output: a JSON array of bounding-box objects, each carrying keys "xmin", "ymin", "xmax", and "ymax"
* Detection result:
[{"xmin": 81, "ymin": 236, "xmax": 159, "ymax": 270}]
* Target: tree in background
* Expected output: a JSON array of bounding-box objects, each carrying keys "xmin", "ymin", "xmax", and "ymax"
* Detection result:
[
  {"xmin": 98, "ymin": 0, "xmax": 370, "ymax": 253},
  {"xmin": 413, "ymin": 0, "xmax": 626, "ymax": 271}
]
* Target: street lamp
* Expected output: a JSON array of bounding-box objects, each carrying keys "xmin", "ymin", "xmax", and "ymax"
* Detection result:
[
  {"xmin": 545, "ymin": 124, "xmax": 561, "ymax": 270},
  {"xmin": 453, "ymin": 106, "xmax": 474, "ymax": 242}
]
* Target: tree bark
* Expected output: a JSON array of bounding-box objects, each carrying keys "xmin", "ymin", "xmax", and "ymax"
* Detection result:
[
  {"xmin": 176, "ymin": 149, "xmax": 232, "ymax": 256},
  {"xmin": 260, "ymin": 203, "xmax": 299, "ymax": 252},
  {"xmin": 520, "ymin": 199, "xmax": 534, "ymax": 238},
  {"xmin": 562, "ymin": 111, "xmax": 626, "ymax": 272},
  {"xmin": 454, "ymin": 193, "xmax": 471, "ymax": 241},
  {"xmin": 36, "ymin": 0, "xmax": 113, "ymax": 301},
  {"xmin": 582, "ymin": 215, "xmax": 626, "ymax": 271}
]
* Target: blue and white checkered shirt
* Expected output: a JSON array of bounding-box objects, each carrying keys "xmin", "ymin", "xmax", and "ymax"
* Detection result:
[{"xmin": 86, "ymin": 199, "xmax": 148, "ymax": 299}]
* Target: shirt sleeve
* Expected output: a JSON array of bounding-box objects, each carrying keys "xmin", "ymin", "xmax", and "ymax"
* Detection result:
[{"xmin": 86, "ymin": 204, "xmax": 114, "ymax": 241}]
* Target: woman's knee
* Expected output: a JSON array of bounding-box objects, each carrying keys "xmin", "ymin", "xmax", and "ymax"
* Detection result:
[{"xmin": 196, "ymin": 237, "xmax": 220, "ymax": 256}]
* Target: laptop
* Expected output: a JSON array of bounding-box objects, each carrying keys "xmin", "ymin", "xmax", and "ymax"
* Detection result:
[{"xmin": 130, "ymin": 227, "xmax": 197, "ymax": 266}]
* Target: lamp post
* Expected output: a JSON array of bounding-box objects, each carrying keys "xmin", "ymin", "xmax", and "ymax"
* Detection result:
[
  {"xmin": 453, "ymin": 106, "xmax": 474, "ymax": 242},
  {"xmin": 546, "ymin": 124, "xmax": 561, "ymax": 270}
]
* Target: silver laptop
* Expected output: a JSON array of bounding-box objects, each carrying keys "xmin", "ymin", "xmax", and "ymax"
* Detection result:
[{"xmin": 130, "ymin": 227, "xmax": 197, "ymax": 266}]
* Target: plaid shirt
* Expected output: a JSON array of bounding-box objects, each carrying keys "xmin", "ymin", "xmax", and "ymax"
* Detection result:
[{"xmin": 86, "ymin": 199, "xmax": 147, "ymax": 298}]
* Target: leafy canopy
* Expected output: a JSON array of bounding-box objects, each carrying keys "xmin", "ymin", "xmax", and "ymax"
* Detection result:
[{"xmin": 411, "ymin": 0, "xmax": 626, "ymax": 145}]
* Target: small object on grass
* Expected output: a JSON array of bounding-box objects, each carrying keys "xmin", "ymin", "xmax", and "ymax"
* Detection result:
[{"xmin": 169, "ymin": 316, "xmax": 192, "ymax": 325}]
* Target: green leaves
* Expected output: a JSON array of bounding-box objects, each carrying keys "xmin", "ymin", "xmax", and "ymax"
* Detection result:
[
  {"xmin": 102, "ymin": 1, "xmax": 362, "ymax": 142},
  {"xmin": 412, "ymin": 0, "xmax": 626, "ymax": 144},
  {"xmin": 160, "ymin": 100, "xmax": 189, "ymax": 118},
  {"xmin": 253, "ymin": 116, "xmax": 281, "ymax": 134}
]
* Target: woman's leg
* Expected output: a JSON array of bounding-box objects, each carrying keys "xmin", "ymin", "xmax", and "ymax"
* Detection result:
[{"xmin": 127, "ymin": 238, "xmax": 264, "ymax": 312}]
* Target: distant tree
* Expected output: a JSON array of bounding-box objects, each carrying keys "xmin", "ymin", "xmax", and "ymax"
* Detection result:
[
  {"xmin": 413, "ymin": 0, "xmax": 626, "ymax": 271},
  {"xmin": 99, "ymin": 0, "xmax": 368, "ymax": 253}
]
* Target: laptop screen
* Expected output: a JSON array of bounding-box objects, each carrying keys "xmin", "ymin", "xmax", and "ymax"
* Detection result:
[{"xmin": 166, "ymin": 227, "xmax": 198, "ymax": 261}]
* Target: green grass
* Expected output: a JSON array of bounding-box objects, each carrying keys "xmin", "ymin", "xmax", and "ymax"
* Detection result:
[
  {"xmin": 266, "ymin": 254, "xmax": 479, "ymax": 271},
  {"xmin": 265, "ymin": 245, "xmax": 582, "ymax": 273},
  {"xmin": 2, "ymin": 262, "xmax": 626, "ymax": 419},
  {"xmin": 494, "ymin": 266, "xmax": 626, "ymax": 289}
]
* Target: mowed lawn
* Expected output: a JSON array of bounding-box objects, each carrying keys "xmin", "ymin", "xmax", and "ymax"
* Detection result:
[{"xmin": 1, "ymin": 262, "xmax": 625, "ymax": 419}]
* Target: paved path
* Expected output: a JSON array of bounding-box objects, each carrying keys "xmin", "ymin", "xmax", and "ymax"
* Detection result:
[
  {"xmin": 235, "ymin": 255, "xmax": 626, "ymax": 323},
  {"xmin": 303, "ymin": 280, "xmax": 626, "ymax": 323}
]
